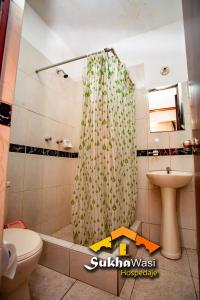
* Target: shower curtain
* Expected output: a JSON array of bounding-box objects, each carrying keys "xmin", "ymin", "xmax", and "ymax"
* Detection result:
[{"xmin": 71, "ymin": 53, "xmax": 137, "ymax": 246}]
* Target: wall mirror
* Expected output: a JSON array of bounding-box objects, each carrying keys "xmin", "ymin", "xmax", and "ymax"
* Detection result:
[{"xmin": 148, "ymin": 83, "xmax": 185, "ymax": 132}]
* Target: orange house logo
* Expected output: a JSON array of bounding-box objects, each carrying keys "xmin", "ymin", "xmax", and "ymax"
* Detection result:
[{"xmin": 89, "ymin": 226, "xmax": 160, "ymax": 255}]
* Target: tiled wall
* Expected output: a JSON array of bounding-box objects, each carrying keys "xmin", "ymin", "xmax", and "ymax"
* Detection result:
[
  {"xmin": 132, "ymin": 64, "xmax": 197, "ymax": 249},
  {"xmin": 0, "ymin": 0, "xmax": 25, "ymax": 279},
  {"xmin": 5, "ymin": 37, "xmax": 83, "ymax": 234}
]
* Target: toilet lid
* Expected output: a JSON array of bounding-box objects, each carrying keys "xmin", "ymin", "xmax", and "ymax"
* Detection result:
[{"xmin": 3, "ymin": 228, "xmax": 43, "ymax": 261}]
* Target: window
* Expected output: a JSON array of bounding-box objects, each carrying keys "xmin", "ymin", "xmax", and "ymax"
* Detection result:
[{"xmin": 148, "ymin": 84, "xmax": 185, "ymax": 132}]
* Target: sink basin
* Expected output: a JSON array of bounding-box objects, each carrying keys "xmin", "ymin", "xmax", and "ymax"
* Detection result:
[
  {"xmin": 146, "ymin": 170, "xmax": 193, "ymax": 260},
  {"xmin": 147, "ymin": 171, "xmax": 192, "ymax": 188}
]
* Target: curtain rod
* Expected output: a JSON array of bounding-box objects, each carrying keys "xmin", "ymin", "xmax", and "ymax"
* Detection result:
[
  {"xmin": 35, "ymin": 47, "xmax": 133, "ymax": 84},
  {"xmin": 35, "ymin": 48, "xmax": 116, "ymax": 74}
]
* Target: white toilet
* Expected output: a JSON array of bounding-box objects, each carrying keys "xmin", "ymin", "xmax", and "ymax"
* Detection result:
[{"xmin": 0, "ymin": 228, "xmax": 43, "ymax": 300}]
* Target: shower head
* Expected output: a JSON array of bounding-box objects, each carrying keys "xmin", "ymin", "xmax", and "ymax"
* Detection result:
[{"xmin": 56, "ymin": 69, "xmax": 68, "ymax": 79}]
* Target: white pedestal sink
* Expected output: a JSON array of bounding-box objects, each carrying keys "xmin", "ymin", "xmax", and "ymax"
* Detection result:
[{"xmin": 146, "ymin": 170, "xmax": 193, "ymax": 259}]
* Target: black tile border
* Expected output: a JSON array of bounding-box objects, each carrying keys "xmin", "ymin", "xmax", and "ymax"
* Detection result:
[
  {"xmin": 43, "ymin": 149, "xmax": 59, "ymax": 157},
  {"xmin": 0, "ymin": 101, "xmax": 12, "ymax": 127},
  {"xmin": 26, "ymin": 146, "xmax": 44, "ymax": 155},
  {"xmin": 9, "ymin": 144, "xmax": 25, "ymax": 153},
  {"xmin": 137, "ymin": 150, "xmax": 148, "ymax": 157},
  {"xmin": 9, "ymin": 143, "xmax": 193, "ymax": 158},
  {"xmin": 9, "ymin": 143, "xmax": 79, "ymax": 158},
  {"xmin": 137, "ymin": 148, "xmax": 193, "ymax": 157}
]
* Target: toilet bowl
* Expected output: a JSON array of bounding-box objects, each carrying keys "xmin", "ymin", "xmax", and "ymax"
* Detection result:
[{"xmin": 0, "ymin": 228, "xmax": 43, "ymax": 300}]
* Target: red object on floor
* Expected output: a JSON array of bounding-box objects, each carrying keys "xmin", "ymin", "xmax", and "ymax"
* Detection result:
[{"xmin": 4, "ymin": 220, "xmax": 27, "ymax": 229}]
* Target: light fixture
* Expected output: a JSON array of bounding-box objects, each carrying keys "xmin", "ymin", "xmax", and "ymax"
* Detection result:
[{"xmin": 160, "ymin": 66, "xmax": 170, "ymax": 76}]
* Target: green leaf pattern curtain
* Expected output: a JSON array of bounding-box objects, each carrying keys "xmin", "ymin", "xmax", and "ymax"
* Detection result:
[{"xmin": 72, "ymin": 53, "xmax": 137, "ymax": 246}]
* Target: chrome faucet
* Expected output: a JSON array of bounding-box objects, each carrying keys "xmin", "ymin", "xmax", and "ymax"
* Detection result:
[{"xmin": 166, "ymin": 166, "xmax": 171, "ymax": 174}]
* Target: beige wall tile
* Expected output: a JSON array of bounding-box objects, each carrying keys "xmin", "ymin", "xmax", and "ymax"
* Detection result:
[
  {"xmin": 5, "ymin": 191, "xmax": 23, "ymax": 223},
  {"xmin": 22, "ymin": 189, "xmax": 43, "ymax": 228},
  {"xmin": 10, "ymin": 105, "xmax": 29, "ymax": 145},
  {"xmin": 57, "ymin": 212, "xmax": 68, "ymax": 229},
  {"xmin": 24, "ymin": 155, "xmax": 43, "ymax": 190},
  {"xmin": 148, "ymin": 132, "xmax": 170, "ymax": 149},
  {"xmin": 181, "ymin": 229, "xmax": 197, "ymax": 249},
  {"xmin": 169, "ymin": 129, "xmax": 192, "ymax": 148},
  {"xmin": 149, "ymin": 224, "xmax": 160, "ymax": 243},
  {"xmin": 41, "ymin": 187, "xmax": 58, "ymax": 223},
  {"xmin": 178, "ymin": 190, "xmax": 196, "ymax": 230},
  {"xmin": 43, "ymin": 156, "xmax": 60, "ymax": 188},
  {"xmin": 39, "ymin": 241, "xmax": 70, "ymax": 275},
  {"xmin": 40, "ymin": 220, "xmax": 55, "ymax": 235},
  {"xmin": 7, "ymin": 36, "xmax": 82, "ymax": 239},
  {"xmin": 43, "ymin": 118, "xmax": 56, "ymax": 150},
  {"xmin": 18, "ymin": 38, "xmax": 50, "ymax": 76},
  {"xmin": 148, "ymin": 189, "xmax": 161, "ymax": 225},
  {"xmin": 7, "ymin": 152, "xmax": 25, "ymax": 192},
  {"xmin": 136, "ymin": 119, "xmax": 148, "ymax": 149},
  {"xmin": 57, "ymin": 185, "xmax": 71, "ymax": 224},
  {"xmin": 136, "ymin": 189, "xmax": 148, "ymax": 223},
  {"xmin": 27, "ymin": 112, "xmax": 46, "ymax": 148},
  {"xmin": 141, "ymin": 222, "xmax": 150, "ymax": 239},
  {"xmin": 70, "ymin": 249, "xmax": 118, "ymax": 295},
  {"xmin": 57, "ymin": 158, "xmax": 72, "ymax": 187},
  {"xmin": 14, "ymin": 70, "xmax": 31, "ymax": 108},
  {"xmin": 137, "ymin": 157, "xmax": 149, "ymax": 189},
  {"xmin": 148, "ymin": 156, "xmax": 170, "ymax": 171},
  {"xmin": 170, "ymin": 155, "xmax": 194, "ymax": 172}
]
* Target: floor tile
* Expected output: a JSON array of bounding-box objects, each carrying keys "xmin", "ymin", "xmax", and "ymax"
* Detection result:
[
  {"xmin": 63, "ymin": 281, "xmax": 122, "ymax": 300},
  {"xmin": 120, "ymin": 278, "xmax": 135, "ymax": 300},
  {"xmin": 135, "ymin": 247, "xmax": 144, "ymax": 259},
  {"xmin": 186, "ymin": 249, "xmax": 199, "ymax": 278},
  {"xmin": 29, "ymin": 265, "xmax": 76, "ymax": 300},
  {"xmin": 193, "ymin": 278, "xmax": 199, "ymax": 299},
  {"xmin": 131, "ymin": 268, "xmax": 196, "ymax": 300},
  {"xmin": 142, "ymin": 249, "xmax": 191, "ymax": 275},
  {"xmin": 29, "ymin": 249, "xmax": 198, "ymax": 300}
]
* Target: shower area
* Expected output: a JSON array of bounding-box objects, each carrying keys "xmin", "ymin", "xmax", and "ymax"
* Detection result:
[
  {"xmin": 5, "ymin": 7, "xmax": 138, "ymax": 249},
  {"xmin": 54, "ymin": 49, "xmax": 137, "ymax": 246}
]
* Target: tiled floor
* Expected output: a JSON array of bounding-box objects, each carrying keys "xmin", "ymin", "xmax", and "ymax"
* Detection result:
[
  {"xmin": 52, "ymin": 224, "xmax": 73, "ymax": 242},
  {"xmin": 29, "ymin": 247, "xmax": 199, "ymax": 300}
]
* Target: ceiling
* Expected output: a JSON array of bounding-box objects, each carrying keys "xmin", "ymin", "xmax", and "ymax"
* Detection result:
[{"xmin": 27, "ymin": 0, "xmax": 183, "ymax": 56}]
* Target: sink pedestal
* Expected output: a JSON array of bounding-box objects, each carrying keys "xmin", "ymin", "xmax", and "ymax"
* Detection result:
[
  {"xmin": 147, "ymin": 170, "xmax": 192, "ymax": 260},
  {"xmin": 160, "ymin": 187, "xmax": 181, "ymax": 259}
]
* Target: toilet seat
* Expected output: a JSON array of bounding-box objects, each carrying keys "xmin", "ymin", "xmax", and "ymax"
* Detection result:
[{"xmin": 3, "ymin": 228, "xmax": 43, "ymax": 262}]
